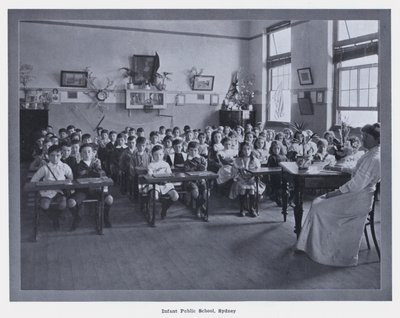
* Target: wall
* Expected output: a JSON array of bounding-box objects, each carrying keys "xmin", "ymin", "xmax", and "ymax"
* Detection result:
[{"xmin": 19, "ymin": 20, "xmax": 249, "ymax": 132}]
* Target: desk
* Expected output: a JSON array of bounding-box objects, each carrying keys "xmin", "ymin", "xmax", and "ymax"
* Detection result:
[
  {"xmin": 24, "ymin": 177, "xmax": 114, "ymax": 240},
  {"xmin": 139, "ymin": 171, "xmax": 218, "ymax": 226},
  {"xmin": 279, "ymin": 162, "xmax": 351, "ymax": 238},
  {"xmin": 247, "ymin": 167, "xmax": 282, "ymax": 215}
]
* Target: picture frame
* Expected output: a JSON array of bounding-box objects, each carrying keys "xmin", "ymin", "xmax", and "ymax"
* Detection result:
[
  {"xmin": 297, "ymin": 67, "xmax": 313, "ymax": 85},
  {"xmin": 126, "ymin": 90, "xmax": 166, "ymax": 110},
  {"xmin": 210, "ymin": 93, "xmax": 219, "ymax": 106},
  {"xmin": 175, "ymin": 93, "xmax": 185, "ymax": 106},
  {"xmin": 316, "ymin": 90, "xmax": 324, "ymax": 103},
  {"xmin": 192, "ymin": 75, "xmax": 215, "ymax": 91},
  {"xmin": 133, "ymin": 54, "xmax": 156, "ymax": 85},
  {"xmin": 60, "ymin": 70, "xmax": 88, "ymax": 88},
  {"xmin": 298, "ymin": 97, "xmax": 314, "ymax": 115}
]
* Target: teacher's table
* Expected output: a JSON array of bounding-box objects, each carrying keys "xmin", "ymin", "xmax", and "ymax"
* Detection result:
[
  {"xmin": 139, "ymin": 171, "xmax": 218, "ymax": 226},
  {"xmin": 279, "ymin": 162, "xmax": 351, "ymax": 238},
  {"xmin": 24, "ymin": 177, "xmax": 114, "ymax": 241}
]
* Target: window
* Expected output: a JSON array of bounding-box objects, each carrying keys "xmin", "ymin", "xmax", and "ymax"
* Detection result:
[
  {"xmin": 267, "ymin": 22, "xmax": 291, "ymax": 122},
  {"xmin": 334, "ymin": 20, "xmax": 379, "ymax": 127}
]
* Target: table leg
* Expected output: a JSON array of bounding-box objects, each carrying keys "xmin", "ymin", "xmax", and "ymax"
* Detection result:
[
  {"xmin": 281, "ymin": 172, "xmax": 288, "ymax": 222},
  {"xmin": 33, "ymin": 192, "xmax": 39, "ymax": 242},
  {"xmin": 203, "ymin": 180, "xmax": 209, "ymax": 222},
  {"xmin": 293, "ymin": 177, "xmax": 304, "ymax": 238},
  {"xmin": 255, "ymin": 176, "xmax": 259, "ymax": 215},
  {"xmin": 151, "ymin": 184, "xmax": 156, "ymax": 227},
  {"xmin": 98, "ymin": 187, "xmax": 104, "ymax": 235}
]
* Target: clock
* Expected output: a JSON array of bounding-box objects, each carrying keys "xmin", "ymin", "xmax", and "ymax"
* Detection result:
[{"xmin": 96, "ymin": 90, "xmax": 108, "ymax": 101}]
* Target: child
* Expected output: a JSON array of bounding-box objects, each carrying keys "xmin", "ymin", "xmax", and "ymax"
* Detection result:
[
  {"xmin": 119, "ymin": 136, "xmax": 137, "ymax": 194},
  {"xmin": 66, "ymin": 125, "xmax": 75, "ymax": 136},
  {"xmin": 130, "ymin": 136, "xmax": 152, "ymax": 198},
  {"xmin": 70, "ymin": 132, "xmax": 81, "ymax": 143},
  {"xmin": 97, "ymin": 129, "xmax": 110, "ymax": 166},
  {"xmin": 266, "ymin": 140, "xmax": 288, "ymax": 206},
  {"xmin": 147, "ymin": 131, "xmax": 160, "ymax": 153},
  {"xmin": 204, "ymin": 126, "xmax": 213, "ymax": 145},
  {"xmin": 172, "ymin": 126, "xmax": 182, "ymax": 141},
  {"xmin": 313, "ymin": 138, "xmax": 336, "ymax": 166},
  {"xmin": 235, "ymin": 125, "xmax": 244, "ymax": 143},
  {"xmin": 253, "ymin": 137, "xmax": 269, "ymax": 163},
  {"xmin": 145, "ymin": 145, "xmax": 179, "ymax": 219},
  {"xmin": 223, "ymin": 126, "xmax": 231, "ymax": 138},
  {"xmin": 162, "ymin": 135, "xmax": 174, "ymax": 157},
  {"xmin": 128, "ymin": 127, "xmax": 136, "ymax": 137},
  {"xmin": 165, "ymin": 128, "xmax": 173, "ymax": 137},
  {"xmin": 166, "ymin": 139, "xmax": 187, "ymax": 170},
  {"xmin": 58, "ymin": 128, "xmax": 69, "ymax": 144},
  {"xmin": 193, "ymin": 129, "xmax": 200, "ymax": 141},
  {"xmin": 228, "ymin": 131, "xmax": 239, "ymax": 151},
  {"xmin": 253, "ymin": 126, "xmax": 260, "ymax": 139},
  {"xmin": 109, "ymin": 133, "xmax": 127, "ymax": 181},
  {"xmin": 50, "ymin": 135, "xmax": 59, "ymax": 146},
  {"xmin": 32, "ymin": 133, "xmax": 45, "ymax": 158},
  {"xmin": 184, "ymin": 141, "xmax": 208, "ymax": 218},
  {"xmin": 67, "ymin": 143, "xmax": 114, "ymax": 230},
  {"xmin": 81, "ymin": 133, "xmax": 92, "ymax": 144},
  {"xmin": 61, "ymin": 142, "xmax": 78, "ymax": 174},
  {"xmin": 182, "ymin": 130, "xmax": 194, "ymax": 152},
  {"xmin": 207, "ymin": 130, "xmax": 224, "ymax": 173},
  {"xmin": 197, "ymin": 132, "xmax": 209, "ymax": 158},
  {"xmin": 31, "ymin": 145, "xmax": 73, "ymax": 230},
  {"xmin": 243, "ymin": 131, "xmax": 255, "ymax": 147},
  {"xmin": 136, "ymin": 127, "xmax": 145, "ymax": 138},
  {"xmin": 216, "ymin": 137, "xmax": 237, "ymax": 184},
  {"xmin": 231, "ymin": 142, "xmax": 263, "ymax": 217},
  {"xmin": 274, "ymin": 132, "xmax": 287, "ymax": 155},
  {"xmin": 70, "ymin": 140, "xmax": 81, "ymax": 163},
  {"xmin": 75, "ymin": 128, "xmax": 83, "ymax": 139},
  {"xmin": 158, "ymin": 126, "xmax": 166, "ymax": 141},
  {"xmin": 105, "ymin": 130, "xmax": 117, "ymax": 175},
  {"xmin": 29, "ymin": 140, "xmax": 52, "ymax": 171},
  {"xmin": 288, "ymin": 130, "xmax": 313, "ymax": 160}
]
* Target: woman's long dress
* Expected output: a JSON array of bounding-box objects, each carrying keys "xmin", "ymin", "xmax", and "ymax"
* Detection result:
[{"xmin": 295, "ymin": 146, "xmax": 381, "ymax": 266}]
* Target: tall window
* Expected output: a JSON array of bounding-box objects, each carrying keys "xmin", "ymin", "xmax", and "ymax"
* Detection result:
[
  {"xmin": 267, "ymin": 22, "xmax": 291, "ymax": 122},
  {"xmin": 334, "ymin": 20, "xmax": 379, "ymax": 127}
]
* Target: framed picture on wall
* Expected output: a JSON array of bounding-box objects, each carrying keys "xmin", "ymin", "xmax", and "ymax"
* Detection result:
[
  {"xmin": 297, "ymin": 67, "xmax": 313, "ymax": 85},
  {"xmin": 60, "ymin": 71, "xmax": 88, "ymax": 88},
  {"xmin": 192, "ymin": 75, "xmax": 215, "ymax": 91},
  {"xmin": 133, "ymin": 55, "xmax": 157, "ymax": 85}
]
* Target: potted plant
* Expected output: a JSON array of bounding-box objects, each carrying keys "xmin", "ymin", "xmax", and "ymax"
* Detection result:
[
  {"xmin": 290, "ymin": 122, "xmax": 316, "ymax": 170},
  {"xmin": 155, "ymin": 72, "xmax": 172, "ymax": 90},
  {"xmin": 119, "ymin": 67, "xmax": 135, "ymax": 89}
]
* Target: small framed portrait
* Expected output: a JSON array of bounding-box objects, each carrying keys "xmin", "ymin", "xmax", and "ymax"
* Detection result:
[
  {"xmin": 129, "ymin": 92, "xmax": 146, "ymax": 105},
  {"xmin": 60, "ymin": 71, "xmax": 88, "ymax": 88},
  {"xmin": 297, "ymin": 67, "xmax": 313, "ymax": 85},
  {"xmin": 133, "ymin": 55, "xmax": 156, "ymax": 85},
  {"xmin": 175, "ymin": 93, "xmax": 185, "ymax": 106},
  {"xmin": 210, "ymin": 94, "xmax": 219, "ymax": 106},
  {"xmin": 149, "ymin": 92, "xmax": 164, "ymax": 105},
  {"xmin": 316, "ymin": 90, "xmax": 324, "ymax": 103},
  {"xmin": 192, "ymin": 75, "xmax": 215, "ymax": 91},
  {"xmin": 51, "ymin": 88, "xmax": 61, "ymax": 104}
]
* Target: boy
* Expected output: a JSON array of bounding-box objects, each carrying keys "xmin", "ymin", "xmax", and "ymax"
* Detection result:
[
  {"xmin": 58, "ymin": 128, "xmax": 69, "ymax": 143},
  {"xmin": 197, "ymin": 132, "xmax": 209, "ymax": 158},
  {"xmin": 119, "ymin": 136, "xmax": 137, "ymax": 194},
  {"xmin": 66, "ymin": 125, "xmax": 75, "ymax": 136},
  {"xmin": 70, "ymin": 140, "xmax": 81, "ymax": 163},
  {"xmin": 182, "ymin": 130, "xmax": 194, "ymax": 152},
  {"xmin": 81, "ymin": 133, "xmax": 92, "ymax": 144},
  {"xmin": 105, "ymin": 130, "xmax": 118, "ymax": 175},
  {"xmin": 31, "ymin": 145, "xmax": 73, "ymax": 230},
  {"xmin": 128, "ymin": 127, "xmax": 136, "ymax": 137},
  {"xmin": 109, "ymin": 133, "xmax": 127, "ymax": 181},
  {"xmin": 130, "ymin": 136, "xmax": 152, "ymax": 199},
  {"xmin": 50, "ymin": 135, "xmax": 59, "ymax": 146},
  {"xmin": 136, "ymin": 127, "xmax": 145, "ymax": 138},
  {"xmin": 61, "ymin": 142, "xmax": 78, "ymax": 174},
  {"xmin": 158, "ymin": 126, "xmax": 166, "ymax": 141},
  {"xmin": 166, "ymin": 139, "xmax": 187, "ymax": 170},
  {"xmin": 184, "ymin": 141, "xmax": 208, "ymax": 218},
  {"xmin": 147, "ymin": 131, "xmax": 160, "ymax": 153},
  {"xmin": 67, "ymin": 143, "xmax": 114, "ymax": 230}
]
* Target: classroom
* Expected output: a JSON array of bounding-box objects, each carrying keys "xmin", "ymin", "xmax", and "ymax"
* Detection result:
[{"xmin": 9, "ymin": 9, "xmax": 391, "ymax": 301}]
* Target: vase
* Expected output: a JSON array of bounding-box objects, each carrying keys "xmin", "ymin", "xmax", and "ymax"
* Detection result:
[
  {"xmin": 127, "ymin": 82, "xmax": 134, "ymax": 89},
  {"xmin": 296, "ymin": 156, "xmax": 312, "ymax": 170}
]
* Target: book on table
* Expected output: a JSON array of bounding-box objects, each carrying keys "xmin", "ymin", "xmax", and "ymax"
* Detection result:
[
  {"xmin": 152, "ymin": 173, "xmax": 172, "ymax": 178},
  {"xmin": 185, "ymin": 171, "xmax": 210, "ymax": 176},
  {"xmin": 76, "ymin": 177, "xmax": 105, "ymax": 184},
  {"xmin": 35, "ymin": 180, "xmax": 73, "ymax": 186}
]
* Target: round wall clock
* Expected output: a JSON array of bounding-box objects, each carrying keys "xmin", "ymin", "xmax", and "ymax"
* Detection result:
[{"xmin": 96, "ymin": 90, "xmax": 108, "ymax": 101}]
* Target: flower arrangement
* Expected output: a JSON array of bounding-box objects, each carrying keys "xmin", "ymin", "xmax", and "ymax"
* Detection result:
[
  {"xmin": 327, "ymin": 121, "xmax": 354, "ymax": 160},
  {"xmin": 223, "ymin": 68, "xmax": 255, "ymax": 110},
  {"xmin": 187, "ymin": 67, "xmax": 203, "ymax": 88},
  {"xmin": 155, "ymin": 71, "xmax": 172, "ymax": 90},
  {"xmin": 289, "ymin": 122, "xmax": 317, "ymax": 169},
  {"xmin": 20, "ymin": 64, "xmax": 35, "ymax": 101}
]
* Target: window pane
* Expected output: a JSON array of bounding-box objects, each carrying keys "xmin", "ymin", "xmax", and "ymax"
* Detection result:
[
  {"xmin": 270, "ymin": 90, "xmax": 291, "ymax": 122},
  {"xmin": 349, "ymin": 90, "xmax": 358, "ymax": 106},
  {"xmin": 272, "ymin": 67, "xmax": 278, "ymax": 76},
  {"xmin": 359, "ymin": 89, "xmax": 369, "ymax": 107},
  {"xmin": 359, "ymin": 68, "xmax": 370, "ymax": 89},
  {"xmin": 339, "ymin": 110, "xmax": 378, "ymax": 127},
  {"xmin": 337, "ymin": 20, "xmax": 378, "ymax": 41},
  {"xmin": 369, "ymin": 88, "xmax": 377, "ymax": 107},
  {"xmin": 269, "ymin": 27, "xmax": 291, "ymax": 56},
  {"xmin": 350, "ymin": 69, "xmax": 358, "ymax": 89},
  {"xmin": 369, "ymin": 67, "xmax": 378, "ymax": 88},
  {"xmin": 340, "ymin": 70, "xmax": 349, "ymax": 90},
  {"xmin": 272, "ymin": 76, "xmax": 277, "ymax": 90},
  {"xmin": 340, "ymin": 55, "xmax": 378, "ymax": 67},
  {"xmin": 340, "ymin": 90, "xmax": 349, "ymax": 107}
]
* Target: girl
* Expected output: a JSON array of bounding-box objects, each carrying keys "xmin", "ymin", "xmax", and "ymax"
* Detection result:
[
  {"xmin": 162, "ymin": 135, "xmax": 174, "ymax": 157},
  {"xmin": 204, "ymin": 126, "xmax": 213, "ymax": 145},
  {"xmin": 172, "ymin": 126, "xmax": 182, "ymax": 141},
  {"xmin": 235, "ymin": 125, "xmax": 244, "ymax": 143},
  {"xmin": 231, "ymin": 142, "xmax": 264, "ymax": 217},
  {"xmin": 207, "ymin": 130, "xmax": 224, "ymax": 173},
  {"xmin": 252, "ymin": 137, "xmax": 269, "ymax": 163},
  {"xmin": 197, "ymin": 132, "xmax": 209, "ymax": 158},
  {"xmin": 313, "ymin": 138, "xmax": 336, "ymax": 166},
  {"xmin": 216, "ymin": 137, "xmax": 238, "ymax": 184},
  {"xmin": 266, "ymin": 140, "xmax": 288, "ymax": 206},
  {"xmin": 145, "ymin": 145, "xmax": 179, "ymax": 219},
  {"xmin": 243, "ymin": 131, "xmax": 255, "ymax": 145}
]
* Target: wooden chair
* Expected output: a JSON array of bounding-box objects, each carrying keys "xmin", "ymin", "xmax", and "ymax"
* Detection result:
[{"xmin": 364, "ymin": 182, "xmax": 380, "ymax": 259}]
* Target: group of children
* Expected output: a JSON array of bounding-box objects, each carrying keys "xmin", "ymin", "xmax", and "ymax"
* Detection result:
[{"xmin": 29, "ymin": 122, "xmax": 366, "ymax": 229}]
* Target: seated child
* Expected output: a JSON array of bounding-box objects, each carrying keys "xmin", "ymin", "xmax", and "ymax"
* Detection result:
[
  {"xmin": 129, "ymin": 136, "xmax": 152, "ymax": 198},
  {"xmin": 207, "ymin": 130, "xmax": 224, "ymax": 173},
  {"xmin": 197, "ymin": 132, "xmax": 209, "ymax": 158},
  {"xmin": 162, "ymin": 135, "xmax": 175, "ymax": 157},
  {"xmin": 31, "ymin": 145, "xmax": 73, "ymax": 230},
  {"xmin": 61, "ymin": 142, "xmax": 78, "ymax": 174},
  {"xmin": 29, "ymin": 140, "xmax": 52, "ymax": 171},
  {"xmin": 216, "ymin": 137, "xmax": 238, "ymax": 184},
  {"xmin": 165, "ymin": 128, "xmax": 173, "ymax": 137},
  {"xmin": 58, "ymin": 128, "xmax": 69, "ymax": 144},
  {"xmin": 67, "ymin": 143, "xmax": 114, "ymax": 230},
  {"xmin": 223, "ymin": 126, "xmax": 231, "ymax": 138},
  {"xmin": 128, "ymin": 127, "xmax": 136, "ymax": 137},
  {"xmin": 97, "ymin": 129, "xmax": 110, "ymax": 167},
  {"xmin": 231, "ymin": 142, "xmax": 264, "ymax": 217},
  {"xmin": 184, "ymin": 141, "xmax": 208, "ymax": 218},
  {"xmin": 313, "ymin": 138, "xmax": 336, "ymax": 166},
  {"xmin": 172, "ymin": 126, "xmax": 183, "ymax": 141},
  {"xmin": 136, "ymin": 127, "xmax": 145, "ymax": 138},
  {"xmin": 204, "ymin": 126, "xmax": 213, "ymax": 144},
  {"xmin": 145, "ymin": 145, "xmax": 179, "ymax": 219},
  {"xmin": 147, "ymin": 131, "xmax": 160, "ymax": 153},
  {"xmin": 166, "ymin": 138, "xmax": 187, "ymax": 170},
  {"xmin": 228, "ymin": 131, "xmax": 239, "ymax": 151},
  {"xmin": 182, "ymin": 130, "xmax": 194, "ymax": 152},
  {"xmin": 81, "ymin": 133, "xmax": 92, "ymax": 144},
  {"xmin": 266, "ymin": 140, "xmax": 288, "ymax": 206},
  {"xmin": 158, "ymin": 125, "xmax": 166, "ymax": 141},
  {"xmin": 70, "ymin": 140, "xmax": 81, "ymax": 164},
  {"xmin": 252, "ymin": 137, "xmax": 269, "ymax": 164},
  {"xmin": 235, "ymin": 125, "xmax": 244, "ymax": 143}
]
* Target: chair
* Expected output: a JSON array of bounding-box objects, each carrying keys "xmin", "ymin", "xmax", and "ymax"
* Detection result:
[{"xmin": 364, "ymin": 182, "xmax": 380, "ymax": 259}]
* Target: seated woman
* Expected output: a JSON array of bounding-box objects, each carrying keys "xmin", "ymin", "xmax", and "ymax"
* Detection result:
[{"xmin": 295, "ymin": 123, "xmax": 381, "ymax": 267}]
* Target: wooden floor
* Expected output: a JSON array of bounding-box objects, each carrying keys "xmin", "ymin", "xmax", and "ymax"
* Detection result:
[{"xmin": 20, "ymin": 177, "xmax": 381, "ymax": 291}]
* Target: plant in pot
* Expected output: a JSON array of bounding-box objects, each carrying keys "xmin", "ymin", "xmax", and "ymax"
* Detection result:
[
  {"xmin": 155, "ymin": 72, "xmax": 172, "ymax": 90},
  {"xmin": 19, "ymin": 64, "xmax": 35, "ymax": 107},
  {"xmin": 119, "ymin": 67, "xmax": 135, "ymax": 89}
]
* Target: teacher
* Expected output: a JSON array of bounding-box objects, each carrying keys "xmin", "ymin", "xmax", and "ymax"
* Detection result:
[{"xmin": 295, "ymin": 123, "xmax": 381, "ymax": 266}]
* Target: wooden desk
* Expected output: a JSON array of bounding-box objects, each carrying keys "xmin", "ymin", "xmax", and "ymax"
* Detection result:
[
  {"xmin": 139, "ymin": 171, "xmax": 218, "ymax": 226},
  {"xmin": 247, "ymin": 167, "xmax": 282, "ymax": 215},
  {"xmin": 24, "ymin": 177, "xmax": 114, "ymax": 240},
  {"xmin": 279, "ymin": 162, "xmax": 351, "ymax": 238}
]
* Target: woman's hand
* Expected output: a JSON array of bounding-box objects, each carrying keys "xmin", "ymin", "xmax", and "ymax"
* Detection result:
[{"xmin": 325, "ymin": 189, "xmax": 342, "ymax": 199}]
